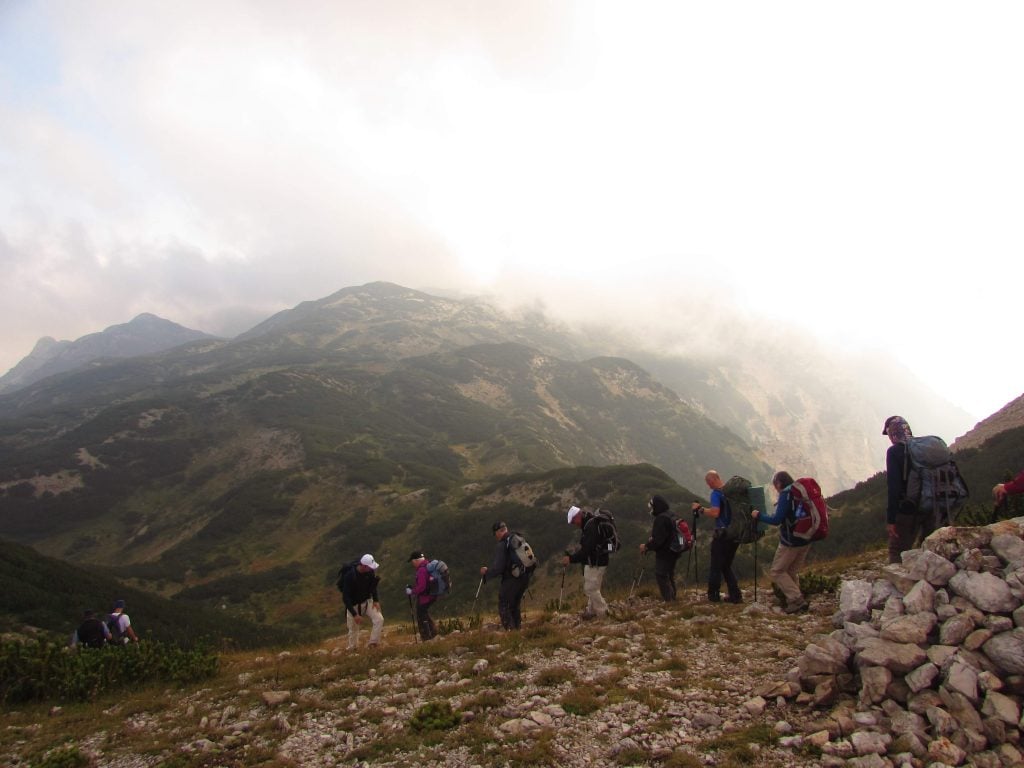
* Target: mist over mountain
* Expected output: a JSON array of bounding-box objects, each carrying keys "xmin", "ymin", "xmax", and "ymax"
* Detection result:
[
  {"xmin": 0, "ymin": 281, "xmax": 1013, "ymax": 633},
  {"xmin": 0, "ymin": 313, "xmax": 217, "ymax": 395}
]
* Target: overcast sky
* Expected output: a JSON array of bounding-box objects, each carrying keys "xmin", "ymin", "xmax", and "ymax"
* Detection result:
[{"xmin": 1, "ymin": 1, "xmax": 1021, "ymax": 421}]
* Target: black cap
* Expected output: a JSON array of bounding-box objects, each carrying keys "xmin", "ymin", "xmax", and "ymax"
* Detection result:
[
  {"xmin": 492, "ymin": 521, "xmax": 507, "ymax": 532},
  {"xmin": 408, "ymin": 551, "xmax": 425, "ymax": 562},
  {"xmin": 882, "ymin": 415, "xmax": 899, "ymax": 435}
]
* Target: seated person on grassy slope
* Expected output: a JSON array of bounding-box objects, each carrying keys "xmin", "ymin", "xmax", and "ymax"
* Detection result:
[
  {"xmin": 108, "ymin": 599, "xmax": 139, "ymax": 644},
  {"xmin": 71, "ymin": 609, "xmax": 112, "ymax": 648}
]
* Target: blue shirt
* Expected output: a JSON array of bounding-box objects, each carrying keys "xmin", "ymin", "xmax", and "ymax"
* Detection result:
[{"xmin": 710, "ymin": 488, "xmax": 730, "ymax": 530}]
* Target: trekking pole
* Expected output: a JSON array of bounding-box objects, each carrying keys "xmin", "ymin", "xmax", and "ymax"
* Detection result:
[
  {"xmin": 992, "ymin": 497, "xmax": 1007, "ymax": 525},
  {"xmin": 753, "ymin": 534, "xmax": 759, "ymax": 603},
  {"xmin": 408, "ymin": 594, "xmax": 420, "ymax": 643},
  {"xmin": 558, "ymin": 566, "xmax": 566, "ymax": 612},
  {"xmin": 690, "ymin": 510, "xmax": 700, "ymax": 587},
  {"xmin": 472, "ymin": 577, "xmax": 484, "ymax": 616},
  {"xmin": 629, "ymin": 568, "xmax": 644, "ymax": 600}
]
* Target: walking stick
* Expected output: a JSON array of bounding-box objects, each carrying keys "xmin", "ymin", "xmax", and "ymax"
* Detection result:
[
  {"xmin": 472, "ymin": 576, "xmax": 484, "ymax": 617},
  {"xmin": 629, "ymin": 568, "xmax": 644, "ymax": 599},
  {"xmin": 408, "ymin": 594, "xmax": 420, "ymax": 643},
  {"xmin": 753, "ymin": 533, "xmax": 759, "ymax": 603},
  {"xmin": 558, "ymin": 566, "xmax": 566, "ymax": 612}
]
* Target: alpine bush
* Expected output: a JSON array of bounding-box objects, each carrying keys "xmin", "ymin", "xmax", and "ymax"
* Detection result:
[{"xmin": 0, "ymin": 638, "xmax": 218, "ymax": 705}]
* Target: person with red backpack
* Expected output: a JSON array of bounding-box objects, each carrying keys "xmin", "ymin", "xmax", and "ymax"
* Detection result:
[
  {"xmin": 752, "ymin": 471, "xmax": 811, "ymax": 614},
  {"xmin": 639, "ymin": 495, "xmax": 682, "ymax": 602}
]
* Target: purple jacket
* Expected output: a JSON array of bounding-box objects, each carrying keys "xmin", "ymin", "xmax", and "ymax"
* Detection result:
[{"xmin": 411, "ymin": 564, "xmax": 436, "ymax": 606}]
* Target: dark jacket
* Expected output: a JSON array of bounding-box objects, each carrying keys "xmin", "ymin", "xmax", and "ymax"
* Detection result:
[
  {"xmin": 647, "ymin": 511, "xmax": 680, "ymax": 558},
  {"xmin": 341, "ymin": 566, "xmax": 381, "ymax": 616},
  {"xmin": 568, "ymin": 513, "xmax": 610, "ymax": 567},
  {"xmin": 886, "ymin": 442, "xmax": 908, "ymax": 524}
]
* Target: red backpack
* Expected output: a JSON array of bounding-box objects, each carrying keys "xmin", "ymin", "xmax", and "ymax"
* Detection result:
[
  {"xmin": 667, "ymin": 516, "xmax": 694, "ymax": 553},
  {"xmin": 790, "ymin": 477, "xmax": 829, "ymax": 542}
]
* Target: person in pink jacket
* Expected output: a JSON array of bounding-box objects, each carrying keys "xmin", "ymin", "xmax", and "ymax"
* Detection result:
[{"xmin": 407, "ymin": 551, "xmax": 438, "ymax": 641}]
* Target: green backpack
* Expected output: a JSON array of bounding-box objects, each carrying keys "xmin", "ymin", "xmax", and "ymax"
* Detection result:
[{"xmin": 721, "ymin": 476, "xmax": 765, "ymax": 545}]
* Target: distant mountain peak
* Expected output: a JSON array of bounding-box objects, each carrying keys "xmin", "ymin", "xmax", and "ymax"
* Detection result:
[{"xmin": 0, "ymin": 314, "xmax": 216, "ymax": 395}]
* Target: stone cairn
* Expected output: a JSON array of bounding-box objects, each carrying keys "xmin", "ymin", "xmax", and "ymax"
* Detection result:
[{"xmin": 786, "ymin": 518, "xmax": 1024, "ymax": 768}]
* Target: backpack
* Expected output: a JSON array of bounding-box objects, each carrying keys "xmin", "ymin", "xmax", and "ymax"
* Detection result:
[
  {"xmin": 426, "ymin": 559, "xmax": 451, "ymax": 596},
  {"xmin": 721, "ymin": 476, "xmax": 765, "ymax": 545},
  {"xmin": 902, "ymin": 435, "xmax": 970, "ymax": 525},
  {"xmin": 667, "ymin": 515, "xmax": 694, "ymax": 554},
  {"xmin": 789, "ymin": 477, "xmax": 829, "ymax": 542},
  {"xmin": 335, "ymin": 560, "xmax": 358, "ymax": 593},
  {"xmin": 507, "ymin": 532, "xmax": 538, "ymax": 577},
  {"xmin": 77, "ymin": 618, "xmax": 107, "ymax": 649},
  {"xmin": 106, "ymin": 613, "xmax": 125, "ymax": 644},
  {"xmin": 592, "ymin": 508, "xmax": 621, "ymax": 553}
]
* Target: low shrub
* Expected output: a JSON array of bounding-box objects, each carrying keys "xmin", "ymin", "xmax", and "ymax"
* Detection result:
[{"xmin": 0, "ymin": 638, "xmax": 218, "ymax": 705}]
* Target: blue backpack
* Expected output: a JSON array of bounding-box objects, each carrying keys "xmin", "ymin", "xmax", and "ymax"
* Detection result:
[{"xmin": 426, "ymin": 559, "xmax": 451, "ymax": 596}]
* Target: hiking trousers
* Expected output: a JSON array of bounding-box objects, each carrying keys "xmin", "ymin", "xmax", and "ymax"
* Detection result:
[
  {"xmin": 583, "ymin": 564, "xmax": 608, "ymax": 617},
  {"xmin": 769, "ymin": 543, "xmax": 809, "ymax": 606},
  {"xmin": 415, "ymin": 601, "xmax": 437, "ymax": 641},
  {"xmin": 888, "ymin": 511, "xmax": 936, "ymax": 564},
  {"xmin": 346, "ymin": 600, "xmax": 384, "ymax": 649},
  {"xmin": 498, "ymin": 572, "xmax": 531, "ymax": 630},
  {"xmin": 654, "ymin": 554, "xmax": 680, "ymax": 602},
  {"xmin": 708, "ymin": 532, "xmax": 741, "ymax": 602}
]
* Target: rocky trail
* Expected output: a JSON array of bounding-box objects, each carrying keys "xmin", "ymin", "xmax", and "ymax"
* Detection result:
[{"xmin": 7, "ymin": 520, "xmax": 1024, "ymax": 768}]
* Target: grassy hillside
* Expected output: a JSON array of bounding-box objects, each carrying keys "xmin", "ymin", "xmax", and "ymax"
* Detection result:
[{"xmin": 0, "ymin": 538, "xmax": 294, "ymax": 649}]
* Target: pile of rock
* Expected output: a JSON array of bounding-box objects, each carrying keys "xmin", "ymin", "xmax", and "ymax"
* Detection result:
[{"xmin": 787, "ymin": 518, "xmax": 1024, "ymax": 767}]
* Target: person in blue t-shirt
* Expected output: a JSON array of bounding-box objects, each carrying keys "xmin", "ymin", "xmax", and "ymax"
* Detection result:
[{"xmin": 692, "ymin": 470, "xmax": 742, "ymax": 604}]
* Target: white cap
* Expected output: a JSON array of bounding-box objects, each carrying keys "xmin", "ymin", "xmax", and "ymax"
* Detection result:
[
  {"xmin": 566, "ymin": 505, "xmax": 582, "ymax": 524},
  {"xmin": 360, "ymin": 554, "xmax": 380, "ymax": 570}
]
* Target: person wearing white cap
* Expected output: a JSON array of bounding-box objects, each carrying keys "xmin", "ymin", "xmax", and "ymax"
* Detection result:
[
  {"xmin": 561, "ymin": 505, "xmax": 609, "ymax": 620},
  {"xmin": 339, "ymin": 553, "xmax": 384, "ymax": 650}
]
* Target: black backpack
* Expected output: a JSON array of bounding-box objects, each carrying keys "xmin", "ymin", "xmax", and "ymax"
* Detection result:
[
  {"xmin": 335, "ymin": 560, "xmax": 358, "ymax": 593},
  {"xmin": 77, "ymin": 617, "xmax": 107, "ymax": 649},
  {"xmin": 592, "ymin": 508, "xmax": 621, "ymax": 553},
  {"xmin": 721, "ymin": 476, "xmax": 765, "ymax": 545},
  {"xmin": 902, "ymin": 436, "xmax": 970, "ymax": 525}
]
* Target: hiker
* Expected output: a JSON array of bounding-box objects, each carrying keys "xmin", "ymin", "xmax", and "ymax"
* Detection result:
[
  {"xmin": 406, "ymin": 551, "xmax": 438, "ymax": 641},
  {"xmin": 993, "ymin": 470, "xmax": 1024, "ymax": 504},
  {"xmin": 340, "ymin": 553, "xmax": 384, "ymax": 650},
  {"xmin": 883, "ymin": 415, "xmax": 928, "ymax": 563},
  {"xmin": 480, "ymin": 521, "xmax": 532, "ymax": 630},
  {"xmin": 561, "ymin": 505, "xmax": 610, "ymax": 619},
  {"xmin": 107, "ymin": 599, "xmax": 139, "ymax": 644},
  {"xmin": 692, "ymin": 470, "xmax": 743, "ymax": 604},
  {"xmin": 752, "ymin": 471, "xmax": 811, "ymax": 614},
  {"xmin": 639, "ymin": 494, "xmax": 681, "ymax": 602},
  {"xmin": 70, "ymin": 609, "xmax": 112, "ymax": 648}
]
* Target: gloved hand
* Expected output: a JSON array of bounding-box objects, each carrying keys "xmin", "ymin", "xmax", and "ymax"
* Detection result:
[{"xmin": 405, "ymin": 587, "xmax": 413, "ymax": 596}]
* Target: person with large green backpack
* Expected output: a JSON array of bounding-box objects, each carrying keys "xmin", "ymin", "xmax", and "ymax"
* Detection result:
[{"xmin": 691, "ymin": 470, "xmax": 744, "ymax": 604}]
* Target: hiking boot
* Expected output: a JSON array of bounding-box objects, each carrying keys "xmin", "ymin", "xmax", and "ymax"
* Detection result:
[
  {"xmin": 784, "ymin": 600, "xmax": 809, "ymax": 614},
  {"xmin": 724, "ymin": 596, "xmax": 743, "ymax": 604}
]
